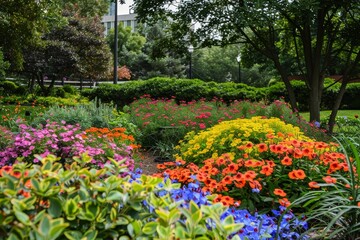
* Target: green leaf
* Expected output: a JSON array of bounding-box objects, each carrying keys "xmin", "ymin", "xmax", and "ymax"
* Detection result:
[
  {"xmin": 110, "ymin": 207, "xmax": 117, "ymax": 222},
  {"xmin": 39, "ymin": 215, "xmax": 51, "ymax": 236},
  {"xmin": 64, "ymin": 231, "xmax": 83, "ymax": 240},
  {"xmin": 82, "ymin": 229, "xmax": 98, "ymax": 240},
  {"xmin": 191, "ymin": 210, "xmax": 202, "ymax": 225},
  {"xmin": 142, "ymin": 222, "xmax": 158, "ymax": 235},
  {"xmin": 107, "ymin": 191, "xmax": 122, "ymax": 201},
  {"xmin": 31, "ymin": 178, "xmax": 41, "ymax": 192},
  {"xmin": 48, "ymin": 198, "xmax": 62, "ymax": 218},
  {"xmin": 48, "ymin": 220, "xmax": 69, "ymax": 240},
  {"xmin": 14, "ymin": 211, "xmax": 31, "ymax": 225}
]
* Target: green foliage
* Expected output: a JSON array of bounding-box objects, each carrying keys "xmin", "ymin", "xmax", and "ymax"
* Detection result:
[
  {"xmin": 0, "ymin": 154, "xmax": 242, "ymax": 239},
  {"xmin": 62, "ymin": 85, "xmax": 77, "ymax": 95},
  {"xmin": 31, "ymin": 100, "xmax": 114, "ymax": 129},
  {"xmin": 266, "ymin": 79, "xmax": 360, "ymax": 111},
  {"xmin": 0, "ymin": 50, "xmax": 10, "ymax": 77},
  {"xmin": 81, "ymin": 77, "xmax": 266, "ymax": 107},
  {"xmin": 0, "ymin": 0, "xmax": 65, "ymax": 70}
]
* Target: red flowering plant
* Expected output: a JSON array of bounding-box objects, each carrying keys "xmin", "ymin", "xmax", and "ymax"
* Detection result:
[{"xmin": 155, "ymin": 118, "xmax": 352, "ymax": 214}]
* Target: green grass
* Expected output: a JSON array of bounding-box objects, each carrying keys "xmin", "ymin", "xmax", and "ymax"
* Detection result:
[{"xmin": 300, "ymin": 109, "xmax": 360, "ymax": 121}]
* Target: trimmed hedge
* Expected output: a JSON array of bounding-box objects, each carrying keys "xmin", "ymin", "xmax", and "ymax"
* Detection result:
[
  {"xmin": 81, "ymin": 78, "xmax": 265, "ymax": 107},
  {"xmin": 80, "ymin": 77, "xmax": 360, "ymax": 110}
]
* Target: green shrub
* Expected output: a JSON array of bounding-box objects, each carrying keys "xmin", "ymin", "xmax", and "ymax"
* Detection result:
[
  {"xmin": 0, "ymin": 80, "xmax": 19, "ymax": 96},
  {"xmin": 62, "ymin": 85, "xmax": 77, "ymax": 95},
  {"xmin": 0, "ymin": 154, "xmax": 242, "ymax": 239},
  {"xmin": 31, "ymin": 100, "xmax": 139, "ymax": 133},
  {"xmin": 81, "ymin": 77, "xmax": 264, "ymax": 107}
]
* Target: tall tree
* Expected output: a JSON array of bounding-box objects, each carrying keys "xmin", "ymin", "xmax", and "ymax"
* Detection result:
[
  {"xmin": 22, "ymin": 8, "xmax": 112, "ymax": 95},
  {"xmin": 0, "ymin": 0, "xmax": 65, "ymax": 70},
  {"xmin": 134, "ymin": 0, "xmax": 360, "ymax": 132}
]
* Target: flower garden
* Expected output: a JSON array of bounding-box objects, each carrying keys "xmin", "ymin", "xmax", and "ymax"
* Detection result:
[{"xmin": 0, "ymin": 93, "xmax": 359, "ymax": 239}]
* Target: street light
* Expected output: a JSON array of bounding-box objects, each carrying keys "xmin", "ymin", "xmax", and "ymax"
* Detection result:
[
  {"xmin": 113, "ymin": 0, "xmax": 125, "ymax": 84},
  {"xmin": 113, "ymin": 0, "xmax": 118, "ymax": 84},
  {"xmin": 236, "ymin": 53, "xmax": 241, "ymax": 83},
  {"xmin": 188, "ymin": 44, "xmax": 194, "ymax": 79}
]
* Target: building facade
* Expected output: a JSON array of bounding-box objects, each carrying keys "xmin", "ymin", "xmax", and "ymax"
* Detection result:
[{"xmin": 101, "ymin": 2, "xmax": 137, "ymax": 35}]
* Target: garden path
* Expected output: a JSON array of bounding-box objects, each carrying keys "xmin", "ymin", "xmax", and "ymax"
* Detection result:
[{"xmin": 137, "ymin": 150, "xmax": 159, "ymax": 175}]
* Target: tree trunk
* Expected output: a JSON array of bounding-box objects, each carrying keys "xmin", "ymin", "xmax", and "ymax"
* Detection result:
[
  {"xmin": 273, "ymin": 59, "xmax": 298, "ymax": 113},
  {"xmin": 327, "ymin": 81, "xmax": 347, "ymax": 134}
]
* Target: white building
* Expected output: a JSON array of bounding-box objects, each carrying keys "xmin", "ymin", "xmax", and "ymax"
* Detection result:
[{"xmin": 101, "ymin": 2, "xmax": 137, "ymax": 35}]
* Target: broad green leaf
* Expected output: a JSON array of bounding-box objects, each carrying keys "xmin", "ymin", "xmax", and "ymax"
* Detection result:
[
  {"xmin": 107, "ymin": 191, "xmax": 122, "ymax": 201},
  {"xmin": 39, "ymin": 215, "xmax": 51, "ymax": 236},
  {"xmin": 142, "ymin": 222, "xmax": 158, "ymax": 235},
  {"xmin": 48, "ymin": 198, "xmax": 62, "ymax": 218},
  {"xmin": 14, "ymin": 211, "xmax": 31, "ymax": 225},
  {"xmin": 82, "ymin": 229, "xmax": 98, "ymax": 240}
]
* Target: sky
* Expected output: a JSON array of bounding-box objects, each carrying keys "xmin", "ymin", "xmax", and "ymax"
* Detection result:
[{"xmin": 118, "ymin": 0, "xmax": 134, "ymax": 15}]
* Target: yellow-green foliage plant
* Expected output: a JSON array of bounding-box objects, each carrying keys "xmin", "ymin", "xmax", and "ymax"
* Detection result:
[
  {"xmin": 176, "ymin": 116, "xmax": 313, "ymax": 164},
  {"xmin": 0, "ymin": 154, "xmax": 243, "ymax": 239}
]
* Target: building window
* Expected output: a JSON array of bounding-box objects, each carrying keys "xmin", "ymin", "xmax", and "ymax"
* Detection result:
[{"xmin": 127, "ymin": 20, "xmax": 132, "ymax": 28}]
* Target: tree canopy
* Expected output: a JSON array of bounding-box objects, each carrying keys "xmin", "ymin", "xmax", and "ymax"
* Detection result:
[
  {"xmin": 22, "ymin": 8, "xmax": 112, "ymax": 95},
  {"xmin": 134, "ymin": 0, "xmax": 360, "ymax": 132}
]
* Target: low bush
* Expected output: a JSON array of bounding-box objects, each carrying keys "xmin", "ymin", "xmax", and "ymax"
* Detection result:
[
  {"xmin": 0, "ymin": 154, "xmax": 243, "ymax": 239},
  {"xmin": 0, "ymin": 154, "xmax": 308, "ymax": 239},
  {"xmin": 31, "ymin": 100, "xmax": 138, "ymax": 134}
]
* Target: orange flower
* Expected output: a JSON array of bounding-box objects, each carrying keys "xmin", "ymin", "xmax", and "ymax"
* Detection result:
[
  {"xmin": 323, "ymin": 176, "xmax": 337, "ymax": 184},
  {"xmin": 234, "ymin": 179, "xmax": 246, "ymax": 188},
  {"xmin": 293, "ymin": 148, "xmax": 303, "ymax": 158},
  {"xmin": 157, "ymin": 164, "xmax": 166, "ymax": 170},
  {"xmin": 279, "ymin": 198, "xmax": 291, "ymax": 207},
  {"xmin": 288, "ymin": 169, "xmax": 306, "ymax": 180},
  {"xmin": 308, "ymin": 181, "xmax": 320, "ymax": 189},
  {"xmin": 244, "ymin": 159, "xmax": 262, "ymax": 168},
  {"xmin": 216, "ymin": 157, "xmax": 225, "ymax": 166},
  {"xmin": 245, "ymin": 142, "xmax": 253, "ymax": 149},
  {"xmin": 273, "ymin": 188, "xmax": 287, "ymax": 197},
  {"xmin": 281, "ymin": 156, "xmax": 292, "ymax": 166},
  {"xmin": 233, "ymin": 172, "xmax": 244, "ymax": 182},
  {"xmin": 244, "ymin": 171, "xmax": 257, "ymax": 181},
  {"xmin": 257, "ymin": 143, "xmax": 268, "ymax": 153},
  {"xmin": 221, "ymin": 175, "xmax": 233, "ymax": 185},
  {"xmin": 260, "ymin": 165, "xmax": 273, "ymax": 176},
  {"xmin": 249, "ymin": 180, "xmax": 262, "ymax": 190},
  {"xmin": 226, "ymin": 163, "xmax": 239, "ymax": 174}
]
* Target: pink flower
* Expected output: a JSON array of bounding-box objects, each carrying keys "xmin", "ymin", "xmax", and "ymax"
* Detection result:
[{"xmin": 199, "ymin": 123, "xmax": 206, "ymax": 129}]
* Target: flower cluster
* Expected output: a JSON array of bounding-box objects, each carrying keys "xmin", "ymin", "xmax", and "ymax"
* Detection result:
[
  {"xmin": 176, "ymin": 117, "xmax": 313, "ymax": 164},
  {"xmin": 0, "ymin": 121, "xmax": 135, "ymax": 171},
  {"xmin": 157, "ymin": 136, "xmax": 350, "ymax": 212},
  {"xmin": 131, "ymin": 169, "xmax": 308, "ymax": 239}
]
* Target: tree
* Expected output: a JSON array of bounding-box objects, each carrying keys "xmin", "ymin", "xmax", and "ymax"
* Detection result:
[
  {"xmin": 107, "ymin": 22, "xmax": 186, "ymax": 79},
  {"xmin": 0, "ymin": 0, "xmax": 65, "ymax": 70},
  {"xmin": 134, "ymin": 0, "xmax": 360, "ymax": 133},
  {"xmin": 0, "ymin": 50, "xmax": 10, "ymax": 77},
  {"xmin": 22, "ymin": 8, "xmax": 112, "ymax": 95}
]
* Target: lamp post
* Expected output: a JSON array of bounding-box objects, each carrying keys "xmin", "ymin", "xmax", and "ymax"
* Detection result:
[
  {"xmin": 113, "ymin": 0, "xmax": 118, "ymax": 84},
  {"xmin": 236, "ymin": 53, "xmax": 241, "ymax": 83},
  {"xmin": 188, "ymin": 44, "xmax": 194, "ymax": 79}
]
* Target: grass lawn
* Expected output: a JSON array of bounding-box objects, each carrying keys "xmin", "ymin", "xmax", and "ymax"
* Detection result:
[{"xmin": 300, "ymin": 109, "xmax": 360, "ymax": 121}]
